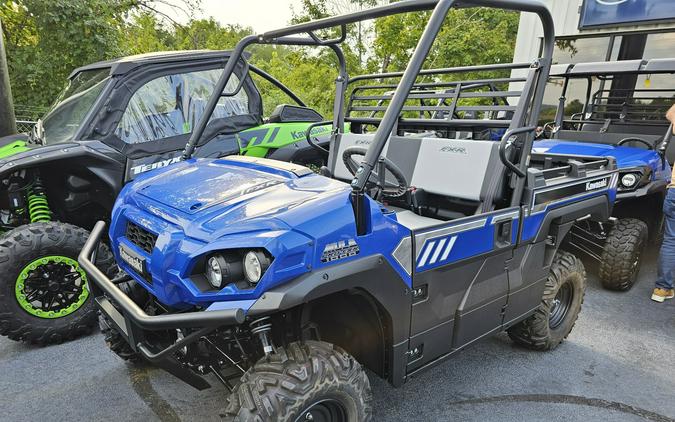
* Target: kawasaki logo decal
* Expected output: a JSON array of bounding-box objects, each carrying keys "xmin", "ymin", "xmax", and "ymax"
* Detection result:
[
  {"xmin": 291, "ymin": 126, "xmax": 331, "ymax": 141},
  {"xmin": 321, "ymin": 239, "xmax": 360, "ymax": 263},
  {"xmin": 586, "ymin": 179, "xmax": 608, "ymax": 191}
]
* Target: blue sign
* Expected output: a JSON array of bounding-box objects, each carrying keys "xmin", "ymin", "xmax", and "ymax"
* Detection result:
[{"xmin": 580, "ymin": 0, "xmax": 675, "ymax": 28}]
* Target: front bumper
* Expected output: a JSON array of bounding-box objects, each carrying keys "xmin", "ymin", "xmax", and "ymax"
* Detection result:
[{"xmin": 78, "ymin": 221, "xmax": 246, "ymax": 389}]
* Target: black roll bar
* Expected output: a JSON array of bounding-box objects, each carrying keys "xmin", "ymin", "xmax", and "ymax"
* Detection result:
[
  {"xmin": 249, "ymin": 65, "xmax": 306, "ymax": 107},
  {"xmin": 181, "ymin": 0, "xmax": 554, "ymax": 229},
  {"xmin": 348, "ymin": 61, "xmax": 533, "ymax": 85}
]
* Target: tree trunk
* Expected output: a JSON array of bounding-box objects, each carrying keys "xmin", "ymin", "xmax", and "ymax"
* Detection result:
[{"xmin": 0, "ymin": 20, "xmax": 17, "ymax": 137}]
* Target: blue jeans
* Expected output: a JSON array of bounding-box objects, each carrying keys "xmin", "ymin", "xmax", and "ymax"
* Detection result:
[{"xmin": 656, "ymin": 188, "xmax": 675, "ymax": 290}]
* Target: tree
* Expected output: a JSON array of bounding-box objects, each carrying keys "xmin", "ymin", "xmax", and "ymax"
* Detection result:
[
  {"xmin": 1, "ymin": 0, "xmax": 522, "ymax": 121},
  {"xmin": 0, "ymin": 0, "xmax": 199, "ymax": 112},
  {"xmin": 370, "ymin": 8, "xmax": 520, "ymax": 73}
]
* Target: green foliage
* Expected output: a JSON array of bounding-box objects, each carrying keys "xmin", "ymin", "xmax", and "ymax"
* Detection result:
[
  {"xmin": 370, "ymin": 8, "xmax": 520, "ymax": 73},
  {"xmin": 1, "ymin": 0, "xmax": 129, "ymax": 110},
  {"xmin": 252, "ymin": 48, "xmax": 339, "ymax": 118},
  {"xmin": 1, "ymin": 0, "xmax": 521, "ymax": 120}
]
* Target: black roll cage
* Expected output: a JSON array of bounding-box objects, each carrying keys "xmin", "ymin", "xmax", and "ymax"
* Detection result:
[
  {"xmin": 549, "ymin": 60, "xmax": 675, "ymax": 131},
  {"xmin": 182, "ymin": 0, "xmax": 555, "ymax": 227}
]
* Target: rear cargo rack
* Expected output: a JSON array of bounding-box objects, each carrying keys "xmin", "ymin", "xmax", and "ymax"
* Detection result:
[{"xmin": 346, "ymin": 62, "xmax": 532, "ymax": 132}]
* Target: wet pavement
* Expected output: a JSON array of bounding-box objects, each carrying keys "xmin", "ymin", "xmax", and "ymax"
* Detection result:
[{"xmin": 1, "ymin": 249, "xmax": 674, "ymax": 421}]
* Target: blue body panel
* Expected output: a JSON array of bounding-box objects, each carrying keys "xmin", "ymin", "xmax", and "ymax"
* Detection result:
[
  {"xmin": 109, "ymin": 153, "xmax": 617, "ymax": 313},
  {"xmin": 110, "ymin": 157, "xmax": 411, "ymax": 309},
  {"xmin": 533, "ymin": 139, "xmax": 671, "ymax": 184}
]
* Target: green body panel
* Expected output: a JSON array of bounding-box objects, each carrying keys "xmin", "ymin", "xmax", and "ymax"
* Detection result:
[
  {"xmin": 0, "ymin": 140, "xmax": 30, "ymax": 159},
  {"xmin": 237, "ymin": 122, "xmax": 348, "ymax": 158}
]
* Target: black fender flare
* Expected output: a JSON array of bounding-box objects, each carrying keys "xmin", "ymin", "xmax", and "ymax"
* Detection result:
[
  {"xmin": 0, "ymin": 142, "xmax": 125, "ymax": 209},
  {"xmin": 248, "ymin": 254, "xmax": 411, "ymax": 344},
  {"xmin": 247, "ymin": 254, "xmax": 411, "ymax": 386},
  {"xmin": 533, "ymin": 193, "xmax": 613, "ymax": 245}
]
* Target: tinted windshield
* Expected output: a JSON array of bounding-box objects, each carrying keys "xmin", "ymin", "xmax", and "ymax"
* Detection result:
[{"xmin": 41, "ymin": 68, "xmax": 110, "ymax": 144}]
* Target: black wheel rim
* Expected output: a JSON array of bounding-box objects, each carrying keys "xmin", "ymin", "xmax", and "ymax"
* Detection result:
[
  {"xmin": 15, "ymin": 256, "xmax": 89, "ymax": 318},
  {"xmin": 549, "ymin": 281, "xmax": 573, "ymax": 329},
  {"xmin": 295, "ymin": 399, "xmax": 348, "ymax": 422},
  {"xmin": 628, "ymin": 243, "xmax": 644, "ymax": 281}
]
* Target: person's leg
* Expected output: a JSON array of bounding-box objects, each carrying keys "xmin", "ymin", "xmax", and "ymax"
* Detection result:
[{"xmin": 654, "ymin": 189, "xmax": 675, "ymax": 300}]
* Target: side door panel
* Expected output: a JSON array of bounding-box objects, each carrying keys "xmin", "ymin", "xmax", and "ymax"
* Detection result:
[{"xmin": 406, "ymin": 208, "xmax": 520, "ymax": 373}]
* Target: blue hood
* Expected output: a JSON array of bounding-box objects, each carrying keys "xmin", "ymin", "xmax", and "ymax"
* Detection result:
[{"xmin": 123, "ymin": 157, "xmax": 352, "ymax": 242}]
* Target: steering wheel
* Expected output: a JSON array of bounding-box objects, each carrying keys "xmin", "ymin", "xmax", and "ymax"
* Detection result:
[
  {"xmin": 342, "ymin": 146, "xmax": 408, "ymax": 198},
  {"xmin": 617, "ymin": 137, "xmax": 655, "ymax": 150}
]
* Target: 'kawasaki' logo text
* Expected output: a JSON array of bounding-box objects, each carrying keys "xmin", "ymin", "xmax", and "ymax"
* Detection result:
[
  {"xmin": 586, "ymin": 179, "xmax": 608, "ymax": 191},
  {"xmin": 131, "ymin": 157, "xmax": 181, "ymax": 176}
]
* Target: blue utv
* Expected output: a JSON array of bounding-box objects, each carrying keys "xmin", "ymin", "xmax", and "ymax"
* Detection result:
[
  {"xmin": 79, "ymin": 1, "xmax": 619, "ymax": 420},
  {"xmin": 534, "ymin": 59, "xmax": 675, "ymax": 291}
]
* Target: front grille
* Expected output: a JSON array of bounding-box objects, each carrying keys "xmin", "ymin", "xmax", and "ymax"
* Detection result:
[{"xmin": 126, "ymin": 222, "xmax": 157, "ymax": 254}]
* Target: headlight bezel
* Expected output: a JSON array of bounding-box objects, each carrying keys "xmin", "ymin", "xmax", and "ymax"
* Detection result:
[
  {"xmin": 190, "ymin": 248, "xmax": 273, "ymax": 292},
  {"xmin": 617, "ymin": 168, "xmax": 650, "ymax": 192}
]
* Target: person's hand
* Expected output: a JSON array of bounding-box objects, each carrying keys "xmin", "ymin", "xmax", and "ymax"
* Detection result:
[{"xmin": 667, "ymin": 104, "xmax": 675, "ymax": 134}]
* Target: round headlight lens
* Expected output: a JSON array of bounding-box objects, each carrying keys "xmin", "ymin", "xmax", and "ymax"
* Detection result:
[
  {"xmin": 621, "ymin": 173, "xmax": 639, "ymax": 188},
  {"xmin": 206, "ymin": 256, "xmax": 223, "ymax": 288},
  {"xmin": 243, "ymin": 251, "xmax": 263, "ymax": 284}
]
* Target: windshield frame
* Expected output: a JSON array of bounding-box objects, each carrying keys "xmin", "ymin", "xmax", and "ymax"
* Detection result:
[{"xmin": 40, "ymin": 68, "xmax": 114, "ymax": 144}]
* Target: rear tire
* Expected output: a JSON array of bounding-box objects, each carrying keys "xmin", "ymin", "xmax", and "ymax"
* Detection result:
[
  {"xmin": 0, "ymin": 222, "xmax": 114, "ymax": 345},
  {"xmin": 224, "ymin": 340, "xmax": 372, "ymax": 422},
  {"xmin": 508, "ymin": 251, "xmax": 586, "ymax": 351},
  {"xmin": 598, "ymin": 218, "xmax": 648, "ymax": 291}
]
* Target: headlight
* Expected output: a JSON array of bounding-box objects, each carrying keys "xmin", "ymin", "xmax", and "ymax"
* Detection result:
[
  {"xmin": 206, "ymin": 256, "xmax": 225, "ymax": 288},
  {"xmin": 243, "ymin": 251, "xmax": 271, "ymax": 284},
  {"xmin": 620, "ymin": 173, "xmax": 639, "ymax": 189},
  {"xmin": 205, "ymin": 254, "xmax": 242, "ymax": 289}
]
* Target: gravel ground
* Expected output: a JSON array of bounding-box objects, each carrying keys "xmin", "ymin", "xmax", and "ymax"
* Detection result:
[{"xmin": 1, "ymin": 248, "xmax": 674, "ymax": 422}]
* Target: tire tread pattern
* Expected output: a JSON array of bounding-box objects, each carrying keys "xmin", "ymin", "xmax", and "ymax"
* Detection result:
[
  {"xmin": 0, "ymin": 222, "xmax": 114, "ymax": 345},
  {"xmin": 99, "ymin": 313, "xmax": 140, "ymax": 362},
  {"xmin": 598, "ymin": 218, "xmax": 648, "ymax": 291},
  {"xmin": 224, "ymin": 340, "xmax": 372, "ymax": 422},
  {"xmin": 507, "ymin": 251, "xmax": 586, "ymax": 351}
]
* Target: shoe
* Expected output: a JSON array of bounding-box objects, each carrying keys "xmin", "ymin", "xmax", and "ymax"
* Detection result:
[{"xmin": 651, "ymin": 288, "xmax": 675, "ymax": 303}]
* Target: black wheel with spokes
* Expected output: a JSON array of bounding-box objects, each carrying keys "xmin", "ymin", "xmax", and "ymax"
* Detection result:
[
  {"xmin": 16, "ymin": 256, "xmax": 89, "ymax": 318},
  {"xmin": 508, "ymin": 251, "xmax": 586, "ymax": 351}
]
